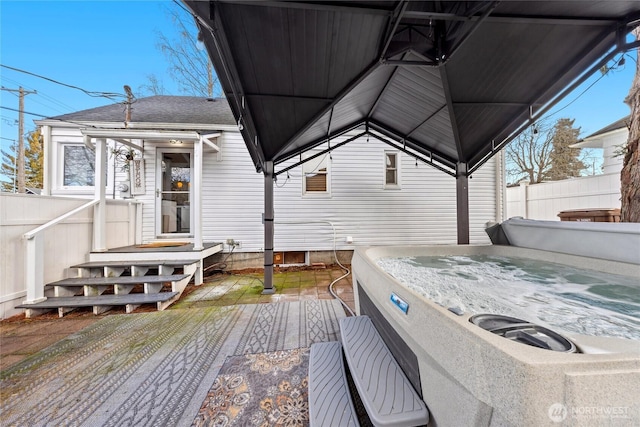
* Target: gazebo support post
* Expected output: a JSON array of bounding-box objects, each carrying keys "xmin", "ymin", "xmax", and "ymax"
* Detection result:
[
  {"xmin": 456, "ymin": 162, "xmax": 470, "ymax": 244},
  {"xmin": 263, "ymin": 161, "xmax": 275, "ymax": 294}
]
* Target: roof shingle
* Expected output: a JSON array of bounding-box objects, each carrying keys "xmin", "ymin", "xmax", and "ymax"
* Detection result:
[{"xmin": 47, "ymin": 96, "xmax": 235, "ymax": 126}]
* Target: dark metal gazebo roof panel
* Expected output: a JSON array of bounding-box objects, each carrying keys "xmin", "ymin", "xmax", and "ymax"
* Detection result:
[
  {"xmin": 186, "ymin": 0, "xmax": 640, "ymax": 174},
  {"xmin": 210, "ymin": 1, "xmax": 390, "ymax": 161},
  {"xmin": 283, "ymin": 64, "xmax": 396, "ymax": 158}
]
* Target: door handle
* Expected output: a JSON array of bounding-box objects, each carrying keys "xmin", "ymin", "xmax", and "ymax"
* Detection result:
[{"xmin": 156, "ymin": 188, "xmax": 160, "ymax": 197}]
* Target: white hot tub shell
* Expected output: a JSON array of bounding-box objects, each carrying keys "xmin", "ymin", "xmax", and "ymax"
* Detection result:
[{"xmin": 351, "ymin": 245, "xmax": 640, "ymax": 427}]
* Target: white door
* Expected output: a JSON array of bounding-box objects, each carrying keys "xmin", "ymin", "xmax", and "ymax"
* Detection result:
[{"xmin": 156, "ymin": 148, "xmax": 192, "ymax": 236}]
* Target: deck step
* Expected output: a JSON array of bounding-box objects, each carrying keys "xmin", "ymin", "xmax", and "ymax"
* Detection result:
[
  {"xmin": 46, "ymin": 274, "xmax": 189, "ymax": 287},
  {"xmin": 17, "ymin": 292, "xmax": 179, "ymax": 308},
  {"xmin": 340, "ymin": 315, "xmax": 429, "ymax": 427},
  {"xmin": 70, "ymin": 260, "xmax": 199, "ymax": 269},
  {"xmin": 309, "ymin": 341, "xmax": 359, "ymax": 427}
]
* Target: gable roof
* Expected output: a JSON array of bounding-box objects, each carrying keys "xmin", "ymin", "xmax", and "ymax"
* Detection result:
[
  {"xmin": 584, "ymin": 116, "xmax": 630, "ymax": 139},
  {"xmin": 186, "ymin": 1, "xmax": 640, "ymax": 176},
  {"xmin": 45, "ymin": 95, "xmax": 235, "ymax": 126},
  {"xmin": 573, "ymin": 115, "xmax": 630, "ymax": 148}
]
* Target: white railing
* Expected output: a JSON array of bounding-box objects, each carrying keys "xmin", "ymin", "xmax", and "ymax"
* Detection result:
[{"xmin": 22, "ymin": 199, "xmax": 100, "ymax": 304}]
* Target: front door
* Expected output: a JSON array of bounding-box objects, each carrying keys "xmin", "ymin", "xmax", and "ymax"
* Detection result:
[{"xmin": 156, "ymin": 149, "xmax": 192, "ymax": 236}]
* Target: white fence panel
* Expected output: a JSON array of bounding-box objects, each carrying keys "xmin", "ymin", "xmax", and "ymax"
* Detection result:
[
  {"xmin": 505, "ymin": 173, "xmax": 621, "ymax": 221},
  {"xmin": 0, "ymin": 194, "xmax": 135, "ymax": 319}
]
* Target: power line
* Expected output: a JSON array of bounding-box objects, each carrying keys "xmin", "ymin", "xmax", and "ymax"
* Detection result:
[
  {"xmin": 544, "ymin": 54, "xmax": 628, "ymax": 120},
  {"xmin": 2, "ymin": 87, "xmax": 36, "ymax": 193},
  {"xmin": 0, "ymin": 64, "xmax": 126, "ymax": 100},
  {"xmin": 1, "ymin": 75, "xmax": 77, "ymax": 113},
  {"xmin": 0, "ymin": 106, "xmax": 48, "ymax": 118},
  {"xmin": 0, "ymin": 105, "xmax": 105, "ymax": 131}
]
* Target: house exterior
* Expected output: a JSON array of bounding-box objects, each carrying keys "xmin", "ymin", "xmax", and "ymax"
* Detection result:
[
  {"xmin": 0, "ymin": 95, "xmax": 503, "ymax": 318},
  {"xmin": 573, "ymin": 116, "xmax": 629, "ymax": 175},
  {"xmin": 37, "ymin": 95, "xmax": 502, "ymax": 249}
]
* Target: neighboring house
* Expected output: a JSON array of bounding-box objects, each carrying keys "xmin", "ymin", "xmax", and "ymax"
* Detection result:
[
  {"xmin": 573, "ymin": 116, "xmax": 629, "ymax": 175},
  {"xmin": 506, "ymin": 117, "xmax": 628, "ymax": 220},
  {"xmin": 1, "ymin": 95, "xmax": 503, "ymax": 318}
]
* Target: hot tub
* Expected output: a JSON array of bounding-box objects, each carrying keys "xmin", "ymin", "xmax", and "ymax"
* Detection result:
[{"xmin": 352, "ymin": 245, "xmax": 640, "ymax": 427}]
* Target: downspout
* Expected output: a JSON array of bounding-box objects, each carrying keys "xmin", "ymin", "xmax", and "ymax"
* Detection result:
[{"xmin": 263, "ymin": 160, "xmax": 275, "ymax": 294}]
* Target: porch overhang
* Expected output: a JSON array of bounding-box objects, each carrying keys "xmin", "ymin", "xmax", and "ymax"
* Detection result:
[{"xmin": 80, "ymin": 128, "xmax": 202, "ymax": 141}]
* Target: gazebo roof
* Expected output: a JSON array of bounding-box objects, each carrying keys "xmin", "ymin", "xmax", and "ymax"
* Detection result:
[{"xmin": 185, "ymin": 1, "xmax": 639, "ymax": 176}]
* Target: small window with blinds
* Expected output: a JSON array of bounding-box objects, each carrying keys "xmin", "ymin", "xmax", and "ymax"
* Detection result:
[
  {"xmin": 302, "ymin": 152, "xmax": 330, "ymax": 195},
  {"xmin": 384, "ymin": 151, "xmax": 400, "ymax": 189}
]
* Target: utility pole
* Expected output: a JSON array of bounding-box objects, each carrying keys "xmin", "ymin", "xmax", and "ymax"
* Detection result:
[{"xmin": 2, "ymin": 86, "xmax": 37, "ymax": 193}]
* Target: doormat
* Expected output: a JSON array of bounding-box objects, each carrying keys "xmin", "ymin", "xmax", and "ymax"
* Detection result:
[
  {"xmin": 192, "ymin": 348, "xmax": 310, "ymax": 426},
  {"xmin": 136, "ymin": 241, "xmax": 189, "ymax": 248}
]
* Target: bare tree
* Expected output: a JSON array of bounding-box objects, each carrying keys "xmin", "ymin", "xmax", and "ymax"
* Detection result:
[
  {"xmin": 505, "ymin": 120, "xmax": 555, "ymax": 185},
  {"xmin": 155, "ymin": 4, "xmax": 218, "ymax": 97},
  {"xmin": 138, "ymin": 74, "xmax": 166, "ymax": 96},
  {"xmin": 621, "ymin": 27, "xmax": 640, "ymax": 222}
]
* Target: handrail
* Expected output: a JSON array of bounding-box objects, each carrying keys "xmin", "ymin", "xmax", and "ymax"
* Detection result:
[{"xmin": 23, "ymin": 199, "xmax": 99, "ymax": 240}]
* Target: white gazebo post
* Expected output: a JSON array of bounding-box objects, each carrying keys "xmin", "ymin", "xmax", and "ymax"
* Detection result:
[
  {"xmin": 93, "ymin": 138, "xmax": 107, "ymax": 252},
  {"xmin": 193, "ymin": 137, "xmax": 203, "ymax": 251}
]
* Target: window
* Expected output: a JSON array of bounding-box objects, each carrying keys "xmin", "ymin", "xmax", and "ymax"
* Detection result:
[
  {"xmin": 384, "ymin": 151, "xmax": 400, "ymax": 188},
  {"xmin": 63, "ymin": 145, "xmax": 95, "ymax": 186},
  {"xmin": 302, "ymin": 152, "xmax": 330, "ymax": 194}
]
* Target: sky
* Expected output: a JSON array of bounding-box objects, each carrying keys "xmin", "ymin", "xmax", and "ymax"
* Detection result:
[
  {"xmin": 0, "ymin": 1, "xmax": 638, "ymax": 180},
  {"xmin": 1, "ymin": 0, "xmax": 185, "ymax": 157}
]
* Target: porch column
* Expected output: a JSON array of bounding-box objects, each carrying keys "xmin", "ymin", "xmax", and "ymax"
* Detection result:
[
  {"xmin": 93, "ymin": 138, "xmax": 107, "ymax": 252},
  {"xmin": 193, "ymin": 138, "xmax": 203, "ymax": 250},
  {"xmin": 41, "ymin": 125, "xmax": 52, "ymax": 195},
  {"xmin": 263, "ymin": 161, "xmax": 275, "ymax": 294},
  {"xmin": 456, "ymin": 162, "xmax": 470, "ymax": 244}
]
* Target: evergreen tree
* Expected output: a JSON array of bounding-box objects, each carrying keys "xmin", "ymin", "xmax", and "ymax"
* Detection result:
[
  {"xmin": 548, "ymin": 118, "xmax": 585, "ymax": 180},
  {"xmin": 24, "ymin": 128, "xmax": 43, "ymax": 189},
  {"xmin": 0, "ymin": 128, "xmax": 43, "ymax": 192},
  {"xmin": 0, "ymin": 141, "xmax": 17, "ymax": 192}
]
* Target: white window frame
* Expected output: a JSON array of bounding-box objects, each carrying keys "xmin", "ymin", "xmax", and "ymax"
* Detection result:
[
  {"xmin": 56, "ymin": 142, "xmax": 112, "ymax": 193},
  {"xmin": 302, "ymin": 151, "xmax": 331, "ymax": 196},
  {"xmin": 384, "ymin": 150, "xmax": 401, "ymax": 189}
]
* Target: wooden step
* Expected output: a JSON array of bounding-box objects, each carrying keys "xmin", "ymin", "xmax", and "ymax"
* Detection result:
[
  {"xmin": 70, "ymin": 260, "xmax": 199, "ymax": 269},
  {"xmin": 46, "ymin": 274, "xmax": 189, "ymax": 287},
  {"xmin": 17, "ymin": 292, "xmax": 180, "ymax": 317}
]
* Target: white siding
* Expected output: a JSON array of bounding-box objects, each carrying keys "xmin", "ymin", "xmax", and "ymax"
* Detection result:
[
  {"xmin": 46, "ymin": 125, "xmax": 499, "ymax": 249},
  {"xmin": 201, "ymin": 133, "xmax": 497, "ymax": 251},
  {"xmin": 600, "ymin": 132, "xmax": 625, "ymax": 175},
  {"xmin": 140, "ymin": 143, "xmax": 159, "ymax": 241}
]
